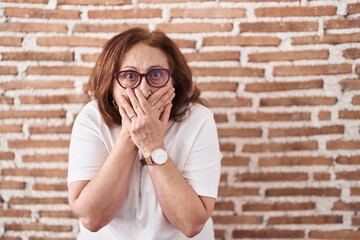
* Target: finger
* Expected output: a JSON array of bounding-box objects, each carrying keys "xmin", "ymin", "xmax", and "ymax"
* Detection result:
[
  {"xmin": 134, "ymin": 88, "xmax": 152, "ymax": 115},
  {"xmin": 119, "ymin": 106, "xmax": 132, "ymax": 126},
  {"xmin": 160, "ymin": 103, "xmax": 172, "ymax": 126},
  {"xmin": 119, "ymin": 94, "xmax": 136, "ymax": 118},
  {"xmin": 126, "ymin": 88, "xmax": 145, "ymax": 117},
  {"xmin": 153, "ymin": 89, "xmax": 175, "ymax": 113},
  {"xmin": 147, "ymin": 84, "xmax": 171, "ymax": 106}
]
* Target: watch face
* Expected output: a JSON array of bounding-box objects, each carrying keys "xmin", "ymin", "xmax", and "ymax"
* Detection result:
[{"xmin": 152, "ymin": 148, "xmax": 168, "ymax": 165}]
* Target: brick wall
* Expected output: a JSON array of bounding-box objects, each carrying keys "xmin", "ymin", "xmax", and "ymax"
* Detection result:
[{"xmin": 1, "ymin": 0, "xmax": 359, "ymax": 239}]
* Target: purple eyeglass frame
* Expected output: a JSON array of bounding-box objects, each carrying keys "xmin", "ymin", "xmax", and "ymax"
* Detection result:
[{"xmin": 113, "ymin": 68, "xmax": 172, "ymax": 89}]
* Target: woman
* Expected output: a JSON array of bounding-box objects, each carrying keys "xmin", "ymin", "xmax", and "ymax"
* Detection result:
[{"xmin": 67, "ymin": 27, "xmax": 222, "ymax": 240}]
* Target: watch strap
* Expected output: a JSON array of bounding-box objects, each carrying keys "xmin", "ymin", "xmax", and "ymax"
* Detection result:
[{"xmin": 140, "ymin": 156, "xmax": 154, "ymax": 166}]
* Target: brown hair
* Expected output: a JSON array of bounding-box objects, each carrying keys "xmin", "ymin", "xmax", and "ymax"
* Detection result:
[{"xmin": 87, "ymin": 27, "xmax": 203, "ymax": 126}]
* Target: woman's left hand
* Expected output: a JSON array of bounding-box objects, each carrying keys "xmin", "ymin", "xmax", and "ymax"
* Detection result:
[{"xmin": 118, "ymin": 88, "xmax": 172, "ymax": 157}]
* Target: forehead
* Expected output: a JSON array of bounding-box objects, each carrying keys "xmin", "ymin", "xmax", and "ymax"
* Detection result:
[{"xmin": 121, "ymin": 43, "xmax": 169, "ymax": 69}]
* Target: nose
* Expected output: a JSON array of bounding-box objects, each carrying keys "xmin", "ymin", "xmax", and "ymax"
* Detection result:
[{"xmin": 137, "ymin": 75, "xmax": 152, "ymax": 98}]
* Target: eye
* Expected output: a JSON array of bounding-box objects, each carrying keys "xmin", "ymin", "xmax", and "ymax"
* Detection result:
[
  {"xmin": 149, "ymin": 70, "xmax": 163, "ymax": 80},
  {"xmin": 125, "ymin": 72, "xmax": 137, "ymax": 80}
]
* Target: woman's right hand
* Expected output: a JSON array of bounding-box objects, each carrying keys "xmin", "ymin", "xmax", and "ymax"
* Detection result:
[{"xmin": 147, "ymin": 85, "xmax": 175, "ymax": 119}]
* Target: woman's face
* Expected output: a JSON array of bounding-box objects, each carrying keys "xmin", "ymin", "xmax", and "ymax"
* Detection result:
[{"xmin": 112, "ymin": 43, "xmax": 173, "ymax": 105}]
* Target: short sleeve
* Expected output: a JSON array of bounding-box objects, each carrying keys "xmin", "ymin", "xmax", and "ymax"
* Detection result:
[
  {"xmin": 67, "ymin": 102, "xmax": 108, "ymax": 184},
  {"xmin": 182, "ymin": 110, "xmax": 222, "ymax": 199}
]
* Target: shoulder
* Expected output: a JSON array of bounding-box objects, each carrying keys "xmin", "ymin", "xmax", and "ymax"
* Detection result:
[
  {"xmin": 74, "ymin": 100, "xmax": 102, "ymax": 127},
  {"xmin": 187, "ymin": 103, "xmax": 214, "ymax": 121}
]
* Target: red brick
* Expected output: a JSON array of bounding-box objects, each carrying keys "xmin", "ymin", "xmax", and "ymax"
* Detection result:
[
  {"xmin": 327, "ymin": 140, "xmax": 360, "ymax": 150},
  {"xmin": 351, "ymin": 188, "xmax": 360, "ymax": 196},
  {"xmin": 184, "ymin": 51, "xmax": 240, "ymax": 62},
  {"xmin": 0, "ymin": 151, "xmax": 15, "ymax": 160},
  {"xmin": 0, "ymin": 36, "xmax": 22, "ymax": 46},
  {"xmin": 23, "ymin": 154, "xmax": 68, "ymax": 163},
  {"xmin": 269, "ymin": 125, "xmax": 344, "ymax": 138},
  {"xmin": 245, "ymin": 79, "xmax": 323, "ymax": 92},
  {"xmin": 37, "ymin": 37, "xmax": 106, "ymax": 47},
  {"xmin": 0, "ymin": 181, "xmax": 25, "ymax": 189},
  {"xmin": 274, "ymin": 64, "xmax": 352, "ymax": 76},
  {"xmin": 255, "ymin": 6, "xmax": 336, "ymax": 17},
  {"xmin": 89, "ymin": 9, "xmax": 161, "ymax": 19},
  {"xmin": 292, "ymin": 33, "xmax": 360, "ymax": 45},
  {"xmin": 248, "ymin": 50, "xmax": 328, "ymax": 62},
  {"xmin": 318, "ymin": 111, "xmax": 331, "ymax": 120},
  {"xmin": 336, "ymin": 156, "xmax": 360, "ymax": 165},
  {"xmin": 0, "ymin": 110, "xmax": 65, "ymax": 119},
  {"xmin": 81, "ymin": 53, "xmax": 99, "ymax": 62},
  {"xmin": 214, "ymin": 113, "xmax": 228, "ymax": 123},
  {"xmin": 344, "ymin": 49, "xmax": 360, "ymax": 59},
  {"xmin": 218, "ymin": 187, "xmax": 259, "ymax": 197},
  {"xmin": 348, "ymin": 3, "xmax": 360, "ymax": 14},
  {"xmin": 240, "ymin": 21, "xmax": 318, "ymax": 32},
  {"xmin": 309, "ymin": 230, "xmax": 360, "ymax": 239},
  {"xmin": 0, "ymin": 66, "xmax": 17, "ymax": 75},
  {"xmin": 206, "ymin": 97, "xmax": 252, "ymax": 107},
  {"xmin": 192, "ymin": 67, "xmax": 264, "ymax": 77},
  {"xmin": 26, "ymin": 66, "xmax": 92, "ymax": 76},
  {"xmin": 339, "ymin": 110, "xmax": 360, "ymax": 119},
  {"xmin": 2, "ymin": 51, "xmax": 74, "ymax": 61},
  {"xmin": 260, "ymin": 97, "xmax": 337, "ymax": 107},
  {"xmin": 336, "ymin": 171, "xmax": 360, "ymax": 181},
  {"xmin": 352, "ymin": 216, "xmax": 360, "ymax": 226},
  {"xmin": 259, "ymin": 156, "xmax": 333, "ymax": 167},
  {"xmin": 221, "ymin": 156, "xmax": 249, "ymax": 166},
  {"xmin": 33, "ymin": 183, "xmax": 67, "ymax": 191},
  {"xmin": 218, "ymin": 128, "xmax": 262, "ymax": 138},
  {"xmin": 0, "ymin": 96, "xmax": 14, "ymax": 104},
  {"xmin": 29, "ymin": 125, "xmax": 72, "ymax": 134},
  {"xmin": 351, "ymin": 95, "xmax": 360, "ymax": 105},
  {"xmin": 235, "ymin": 172, "xmax": 308, "ymax": 182},
  {"xmin": 58, "ymin": 0, "xmax": 130, "ymax": 5},
  {"xmin": 220, "ymin": 0, "xmax": 298, "ymax": 1},
  {"xmin": 214, "ymin": 201, "xmax": 235, "ymax": 211},
  {"xmin": 314, "ymin": 172, "xmax": 331, "ymax": 181},
  {"xmin": 173, "ymin": 39, "xmax": 196, "ymax": 49},
  {"xmin": 197, "ymin": 81, "xmax": 238, "ymax": 92},
  {"xmin": 233, "ymin": 229, "xmax": 304, "ymax": 239},
  {"xmin": 243, "ymin": 202, "xmax": 316, "ymax": 211},
  {"xmin": 5, "ymin": 223, "xmax": 72, "ymax": 232},
  {"xmin": 3, "ymin": 0, "xmax": 48, "ymax": 2},
  {"xmin": 1, "ymin": 80, "xmax": 75, "ymax": 90},
  {"xmin": 73, "ymin": 24, "xmax": 146, "ymax": 33},
  {"xmin": 268, "ymin": 215, "xmax": 342, "ymax": 225},
  {"xmin": 0, "ymin": 23, "xmax": 67, "ymax": 33},
  {"xmin": 243, "ymin": 141, "xmax": 318, "ymax": 153},
  {"xmin": 213, "ymin": 215, "xmax": 262, "ymax": 224},
  {"xmin": 203, "ymin": 36, "xmax": 280, "ymax": 46},
  {"xmin": 0, "ymin": 124, "xmax": 22, "ymax": 133},
  {"xmin": 9, "ymin": 197, "xmax": 68, "ymax": 205},
  {"xmin": 326, "ymin": 19, "xmax": 360, "ymax": 29},
  {"xmin": 157, "ymin": 23, "xmax": 232, "ymax": 33},
  {"xmin": 220, "ymin": 143, "xmax": 236, "ymax": 152},
  {"xmin": 171, "ymin": 8, "xmax": 246, "ymax": 18},
  {"xmin": 266, "ymin": 187, "xmax": 341, "ymax": 197},
  {"xmin": 7, "ymin": 140, "xmax": 69, "ymax": 148},
  {"xmin": 20, "ymin": 95, "xmax": 87, "ymax": 104},
  {"xmin": 0, "ymin": 209, "xmax": 31, "ymax": 217},
  {"xmin": 4, "ymin": 8, "xmax": 80, "ymax": 19},
  {"xmin": 236, "ymin": 112, "xmax": 311, "ymax": 122},
  {"xmin": 39, "ymin": 210, "xmax": 76, "ymax": 218},
  {"xmin": 332, "ymin": 201, "xmax": 360, "ymax": 211},
  {"xmin": 1, "ymin": 168, "xmax": 67, "ymax": 177}
]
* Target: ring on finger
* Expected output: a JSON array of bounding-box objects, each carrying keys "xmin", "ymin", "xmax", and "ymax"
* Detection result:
[{"xmin": 128, "ymin": 113, "xmax": 136, "ymax": 120}]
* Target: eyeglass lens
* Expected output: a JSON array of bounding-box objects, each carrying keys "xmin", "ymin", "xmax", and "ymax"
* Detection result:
[{"xmin": 116, "ymin": 69, "xmax": 170, "ymax": 88}]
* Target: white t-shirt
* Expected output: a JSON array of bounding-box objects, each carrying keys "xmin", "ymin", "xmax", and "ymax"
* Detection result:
[{"xmin": 68, "ymin": 100, "xmax": 222, "ymax": 240}]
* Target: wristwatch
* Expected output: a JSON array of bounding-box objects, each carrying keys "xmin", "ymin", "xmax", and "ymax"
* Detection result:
[{"xmin": 140, "ymin": 148, "xmax": 168, "ymax": 166}]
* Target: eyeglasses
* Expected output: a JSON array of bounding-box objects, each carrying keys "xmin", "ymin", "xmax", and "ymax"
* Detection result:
[{"xmin": 113, "ymin": 68, "xmax": 172, "ymax": 89}]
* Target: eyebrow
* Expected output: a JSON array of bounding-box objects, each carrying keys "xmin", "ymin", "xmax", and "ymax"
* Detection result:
[{"xmin": 121, "ymin": 65, "xmax": 165, "ymax": 72}]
